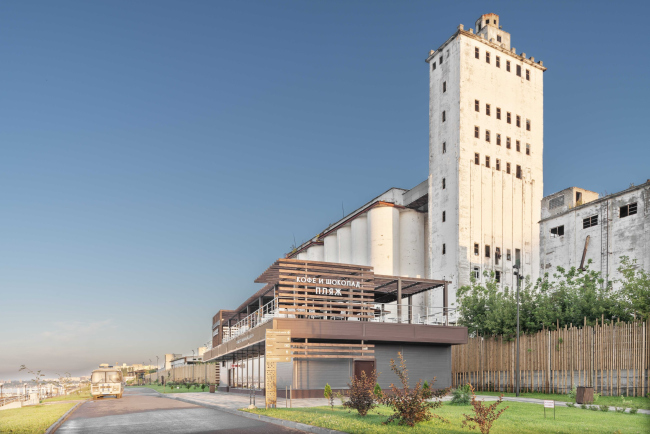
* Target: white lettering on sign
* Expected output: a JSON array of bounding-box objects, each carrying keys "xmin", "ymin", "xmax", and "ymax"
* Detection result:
[
  {"xmin": 295, "ymin": 276, "xmax": 361, "ymax": 288},
  {"xmin": 543, "ymin": 400, "xmax": 554, "ymax": 408}
]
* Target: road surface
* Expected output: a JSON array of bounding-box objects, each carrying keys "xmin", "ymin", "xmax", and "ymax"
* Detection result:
[{"xmin": 56, "ymin": 387, "xmax": 302, "ymax": 433}]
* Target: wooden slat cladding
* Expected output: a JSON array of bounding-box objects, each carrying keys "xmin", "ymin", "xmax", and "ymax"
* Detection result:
[
  {"xmin": 290, "ymin": 342, "xmax": 375, "ymax": 359},
  {"xmin": 276, "ymin": 259, "xmax": 375, "ymax": 320}
]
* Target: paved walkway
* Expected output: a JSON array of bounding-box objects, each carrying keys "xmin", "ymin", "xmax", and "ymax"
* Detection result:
[{"xmin": 166, "ymin": 390, "xmax": 650, "ymax": 415}]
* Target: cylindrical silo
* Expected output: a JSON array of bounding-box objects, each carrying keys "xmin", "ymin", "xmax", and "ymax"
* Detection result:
[
  {"xmin": 351, "ymin": 215, "xmax": 368, "ymax": 266},
  {"xmin": 297, "ymin": 252, "xmax": 307, "ymax": 260},
  {"xmin": 367, "ymin": 206, "xmax": 400, "ymax": 275},
  {"xmin": 323, "ymin": 233, "xmax": 338, "ymax": 263},
  {"xmin": 337, "ymin": 225, "xmax": 352, "ymax": 264},
  {"xmin": 306, "ymin": 244, "xmax": 324, "ymax": 261},
  {"xmin": 399, "ymin": 209, "xmax": 425, "ymax": 278}
]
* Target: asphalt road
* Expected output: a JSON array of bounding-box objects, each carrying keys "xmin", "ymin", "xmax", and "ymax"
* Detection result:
[{"xmin": 55, "ymin": 387, "xmax": 302, "ymax": 434}]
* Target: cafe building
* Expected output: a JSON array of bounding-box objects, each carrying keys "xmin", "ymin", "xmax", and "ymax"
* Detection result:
[{"xmin": 203, "ymin": 258, "xmax": 468, "ymax": 401}]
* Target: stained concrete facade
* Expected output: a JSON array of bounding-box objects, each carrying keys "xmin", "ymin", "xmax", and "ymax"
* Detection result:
[
  {"xmin": 426, "ymin": 14, "xmax": 545, "ymax": 307},
  {"xmin": 540, "ymin": 181, "xmax": 650, "ymax": 287}
]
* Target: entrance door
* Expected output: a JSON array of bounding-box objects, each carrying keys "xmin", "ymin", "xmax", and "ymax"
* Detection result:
[{"xmin": 353, "ymin": 360, "xmax": 375, "ymax": 379}]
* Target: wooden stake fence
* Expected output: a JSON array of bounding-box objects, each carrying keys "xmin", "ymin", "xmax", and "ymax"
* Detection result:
[{"xmin": 452, "ymin": 319, "xmax": 648, "ymax": 396}]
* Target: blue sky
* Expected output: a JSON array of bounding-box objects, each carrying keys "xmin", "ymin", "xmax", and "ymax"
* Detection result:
[{"xmin": 1, "ymin": 0, "xmax": 648, "ymax": 379}]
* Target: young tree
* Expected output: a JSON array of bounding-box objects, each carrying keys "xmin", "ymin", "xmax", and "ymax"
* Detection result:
[
  {"xmin": 19, "ymin": 365, "xmax": 45, "ymax": 398},
  {"xmin": 379, "ymin": 353, "xmax": 449, "ymax": 427},
  {"xmin": 343, "ymin": 371, "xmax": 377, "ymax": 416},
  {"xmin": 461, "ymin": 385, "xmax": 508, "ymax": 434},
  {"xmin": 323, "ymin": 383, "xmax": 334, "ymax": 410}
]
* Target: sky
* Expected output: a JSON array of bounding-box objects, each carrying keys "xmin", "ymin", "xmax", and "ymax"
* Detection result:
[{"xmin": 1, "ymin": 0, "xmax": 648, "ymax": 380}]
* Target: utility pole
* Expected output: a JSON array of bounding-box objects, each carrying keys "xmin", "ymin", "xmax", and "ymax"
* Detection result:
[{"xmin": 514, "ymin": 264, "xmax": 521, "ymax": 397}]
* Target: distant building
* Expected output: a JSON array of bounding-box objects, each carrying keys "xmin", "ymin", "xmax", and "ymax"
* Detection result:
[{"xmin": 540, "ymin": 181, "xmax": 650, "ymax": 287}]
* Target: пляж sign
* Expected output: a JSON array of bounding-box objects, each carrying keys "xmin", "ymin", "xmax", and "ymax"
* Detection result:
[{"xmin": 295, "ymin": 276, "xmax": 361, "ymax": 296}]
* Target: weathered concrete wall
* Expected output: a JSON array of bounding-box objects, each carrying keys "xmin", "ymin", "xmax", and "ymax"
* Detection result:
[{"xmin": 540, "ymin": 182, "xmax": 650, "ymax": 287}]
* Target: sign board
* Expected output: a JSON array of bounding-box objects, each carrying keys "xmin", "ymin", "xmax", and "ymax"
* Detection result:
[
  {"xmin": 265, "ymin": 329, "xmax": 291, "ymax": 408},
  {"xmin": 543, "ymin": 400, "xmax": 555, "ymax": 419}
]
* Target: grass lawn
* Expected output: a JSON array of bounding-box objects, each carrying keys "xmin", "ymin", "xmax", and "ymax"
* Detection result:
[
  {"xmin": 0, "ymin": 403, "xmax": 75, "ymax": 434},
  {"xmin": 474, "ymin": 391, "xmax": 650, "ymax": 410},
  {"xmin": 41, "ymin": 386, "xmax": 91, "ymax": 403},
  {"xmin": 127, "ymin": 384, "xmax": 208, "ymax": 394},
  {"xmin": 245, "ymin": 402, "xmax": 650, "ymax": 434}
]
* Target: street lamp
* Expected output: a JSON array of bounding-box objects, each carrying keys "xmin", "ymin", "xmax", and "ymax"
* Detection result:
[{"xmin": 513, "ymin": 263, "xmax": 523, "ymax": 398}]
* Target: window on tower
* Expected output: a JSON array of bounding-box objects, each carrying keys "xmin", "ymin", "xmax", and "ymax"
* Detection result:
[
  {"xmin": 486, "ymin": 104, "xmax": 491, "ymax": 116},
  {"xmin": 516, "ymin": 65, "xmax": 522, "ymax": 77},
  {"xmin": 442, "ymin": 142, "xmax": 446, "ymax": 153},
  {"xmin": 620, "ymin": 203, "xmax": 638, "ymax": 218},
  {"xmin": 516, "ymin": 115, "xmax": 521, "ymax": 128},
  {"xmin": 506, "ymin": 162, "xmax": 511, "ymax": 174},
  {"xmin": 583, "ymin": 215, "xmax": 598, "ymax": 228},
  {"xmin": 485, "ymin": 245, "xmax": 491, "ymax": 258},
  {"xmin": 442, "ymin": 178, "xmax": 446, "ymax": 189},
  {"xmin": 506, "ymin": 60, "xmax": 511, "ymax": 72},
  {"xmin": 526, "ymin": 119, "xmax": 531, "ymax": 131},
  {"xmin": 516, "ymin": 165, "xmax": 522, "ymax": 179},
  {"xmin": 432, "ymin": 61, "xmax": 436, "ymax": 71},
  {"xmin": 475, "ymin": 47, "xmax": 479, "ymax": 59},
  {"xmin": 442, "ymin": 211, "xmax": 446, "ymax": 222},
  {"xmin": 485, "ymin": 130, "xmax": 490, "ymax": 142},
  {"xmin": 474, "ymin": 153, "xmax": 480, "ymax": 165},
  {"xmin": 506, "ymin": 137, "xmax": 511, "ymax": 149},
  {"xmin": 440, "ymin": 54, "xmax": 444, "ymax": 64},
  {"xmin": 496, "ymin": 134, "xmax": 501, "ymax": 146},
  {"xmin": 473, "ymin": 267, "xmax": 480, "ymax": 279},
  {"xmin": 507, "ymin": 249, "xmax": 511, "ymax": 261},
  {"xmin": 442, "ymin": 244, "xmax": 446, "ymax": 254},
  {"xmin": 474, "ymin": 243, "xmax": 479, "ymax": 256},
  {"xmin": 442, "ymin": 111, "xmax": 446, "ymax": 122},
  {"xmin": 497, "ymin": 35, "xmax": 502, "ymax": 43},
  {"xmin": 485, "ymin": 155, "xmax": 490, "ymax": 168},
  {"xmin": 526, "ymin": 69, "xmax": 530, "ymax": 80},
  {"xmin": 475, "ymin": 100, "xmax": 480, "ymax": 112},
  {"xmin": 474, "ymin": 126, "xmax": 479, "ymax": 138},
  {"xmin": 516, "ymin": 140, "xmax": 521, "ymax": 152},
  {"xmin": 496, "ymin": 56, "xmax": 500, "ymax": 68},
  {"xmin": 443, "ymin": 81, "xmax": 447, "ymax": 92},
  {"xmin": 495, "ymin": 247, "xmax": 501, "ymax": 265},
  {"xmin": 507, "ymin": 112, "xmax": 511, "ymax": 124},
  {"xmin": 496, "ymin": 159, "xmax": 501, "ymax": 170},
  {"xmin": 526, "ymin": 143, "xmax": 530, "ymax": 155},
  {"xmin": 486, "ymin": 52, "xmax": 490, "ymax": 64},
  {"xmin": 496, "ymin": 108, "xmax": 501, "ymax": 119}
]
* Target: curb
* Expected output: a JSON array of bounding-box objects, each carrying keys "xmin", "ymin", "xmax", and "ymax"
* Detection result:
[
  {"xmin": 167, "ymin": 395, "xmax": 345, "ymax": 434},
  {"xmin": 45, "ymin": 401, "xmax": 83, "ymax": 434}
]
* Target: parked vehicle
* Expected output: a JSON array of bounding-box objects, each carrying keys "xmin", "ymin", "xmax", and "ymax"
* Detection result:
[{"xmin": 90, "ymin": 368, "xmax": 123, "ymax": 399}]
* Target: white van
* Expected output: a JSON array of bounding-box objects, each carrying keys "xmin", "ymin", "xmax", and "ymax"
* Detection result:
[{"xmin": 90, "ymin": 368, "xmax": 123, "ymax": 399}]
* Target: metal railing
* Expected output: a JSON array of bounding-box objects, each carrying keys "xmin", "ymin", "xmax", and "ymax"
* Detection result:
[{"xmin": 223, "ymin": 298, "xmax": 279, "ymax": 343}]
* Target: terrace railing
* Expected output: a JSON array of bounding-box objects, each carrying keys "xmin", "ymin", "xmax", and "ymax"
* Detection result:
[{"xmin": 223, "ymin": 297, "xmax": 278, "ymax": 343}]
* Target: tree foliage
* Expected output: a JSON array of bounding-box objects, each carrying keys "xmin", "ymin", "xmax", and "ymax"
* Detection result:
[
  {"xmin": 461, "ymin": 384, "xmax": 508, "ymax": 434},
  {"xmin": 343, "ymin": 370, "xmax": 377, "ymax": 417},
  {"xmin": 378, "ymin": 352, "xmax": 449, "ymax": 427},
  {"xmin": 456, "ymin": 258, "xmax": 648, "ymax": 337}
]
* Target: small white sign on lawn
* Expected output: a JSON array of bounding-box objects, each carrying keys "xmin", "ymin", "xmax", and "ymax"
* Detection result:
[{"xmin": 544, "ymin": 400, "xmax": 555, "ymax": 419}]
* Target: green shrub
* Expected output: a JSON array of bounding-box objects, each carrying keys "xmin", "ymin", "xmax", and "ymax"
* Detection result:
[
  {"xmin": 593, "ymin": 392, "xmax": 601, "ymax": 403},
  {"xmin": 599, "ymin": 404, "xmax": 609, "ymax": 412},
  {"xmin": 567, "ymin": 387, "xmax": 577, "ymax": 401},
  {"xmin": 565, "ymin": 402, "xmax": 575, "ymax": 408},
  {"xmin": 373, "ymin": 383, "xmax": 382, "ymax": 399},
  {"xmin": 589, "ymin": 405, "xmax": 598, "ymax": 411},
  {"xmin": 580, "ymin": 404, "xmax": 588, "ymax": 410},
  {"xmin": 629, "ymin": 406, "xmax": 639, "ymax": 414},
  {"xmin": 615, "ymin": 407, "xmax": 625, "ymax": 413},
  {"xmin": 450, "ymin": 384, "xmax": 472, "ymax": 406},
  {"xmin": 324, "ymin": 384, "xmax": 334, "ymax": 410}
]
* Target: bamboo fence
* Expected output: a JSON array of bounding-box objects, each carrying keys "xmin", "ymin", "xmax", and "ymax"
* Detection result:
[
  {"xmin": 452, "ymin": 318, "xmax": 648, "ymax": 396},
  {"xmin": 144, "ymin": 363, "xmax": 218, "ymax": 385}
]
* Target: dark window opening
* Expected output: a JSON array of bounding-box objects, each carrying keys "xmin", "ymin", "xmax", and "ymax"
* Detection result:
[
  {"xmin": 516, "ymin": 64, "xmax": 522, "ymax": 77},
  {"xmin": 496, "ymin": 134, "xmax": 501, "ymax": 146},
  {"xmin": 576, "ymin": 192, "xmax": 582, "ymax": 203},
  {"xmin": 620, "ymin": 203, "xmax": 638, "ymax": 218},
  {"xmin": 442, "ymin": 178, "xmax": 446, "ymax": 189},
  {"xmin": 442, "ymin": 244, "xmax": 446, "ymax": 254},
  {"xmin": 507, "ymin": 249, "xmax": 511, "ymax": 261},
  {"xmin": 496, "ymin": 56, "xmax": 501, "ymax": 67},
  {"xmin": 443, "ymin": 81, "xmax": 447, "ymax": 92},
  {"xmin": 442, "ymin": 111, "xmax": 446, "ymax": 122},
  {"xmin": 516, "ymin": 115, "xmax": 521, "ymax": 127},
  {"xmin": 486, "ymin": 104, "xmax": 491, "ymax": 116},
  {"xmin": 485, "ymin": 130, "xmax": 490, "ymax": 142},
  {"xmin": 506, "ymin": 137, "xmax": 511, "ymax": 149},
  {"xmin": 526, "ymin": 143, "xmax": 530, "ymax": 155},
  {"xmin": 506, "ymin": 60, "xmax": 511, "ymax": 72},
  {"xmin": 497, "ymin": 35, "xmax": 502, "ymax": 43},
  {"xmin": 474, "ymin": 243, "xmax": 479, "ymax": 256},
  {"xmin": 485, "ymin": 245, "xmax": 491, "ymax": 258},
  {"xmin": 516, "ymin": 165, "xmax": 522, "ymax": 179},
  {"xmin": 495, "ymin": 247, "xmax": 501, "ymax": 265},
  {"xmin": 474, "ymin": 153, "xmax": 480, "ymax": 165},
  {"xmin": 515, "ymin": 249, "xmax": 521, "ymax": 267},
  {"xmin": 475, "ymin": 126, "xmax": 479, "ymax": 138},
  {"xmin": 583, "ymin": 215, "xmax": 598, "ymax": 229},
  {"xmin": 442, "ymin": 142, "xmax": 446, "ymax": 153},
  {"xmin": 472, "ymin": 267, "xmax": 480, "ymax": 279},
  {"xmin": 486, "ymin": 52, "xmax": 490, "ymax": 64},
  {"xmin": 496, "ymin": 108, "xmax": 501, "ymax": 119},
  {"xmin": 526, "ymin": 119, "xmax": 531, "ymax": 131},
  {"xmin": 496, "ymin": 159, "xmax": 501, "ymax": 170},
  {"xmin": 495, "ymin": 270, "xmax": 501, "ymax": 282},
  {"xmin": 485, "ymin": 155, "xmax": 490, "ymax": 168},
  {"xmin": 475, "ymin": 99, "xmax": 480, "ymax": 111},
  {"xmin": 506, "ymin": 162, "xmax": 511, "ymax": 174},
  {"xmin": 516, "ymin": 140, "xmax": 521, "ymax": 152},
  {"xmin": 551, "ymin": 225, "xmax": 565, "ymax": 237},
  {"xmin": 432, "ymin": 62, "xmax": 436, "ymax": 71},
  {"xmin": 442, "ymin": 211, "xmax": 446, "ymax": 222},
  {"xmin": 526, "ymin": 69, "xmax": 530, "ymax": 80},
  {"xmin": 440, "ymin": 54, "xmax": 444, "ymax": 64},
  {"xmin": 475, "ymin": 47, "xmax": 479, "ymax": 59},
  {"xmin": 507, "ymin": 112, "xmax": 511, "ymax": 124}
]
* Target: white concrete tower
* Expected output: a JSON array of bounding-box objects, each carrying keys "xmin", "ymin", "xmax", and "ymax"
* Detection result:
[{"xmin": 427, "ymin": 13, "xmax": 545, "ymax": 308}]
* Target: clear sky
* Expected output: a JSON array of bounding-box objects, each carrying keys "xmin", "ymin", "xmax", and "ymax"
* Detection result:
[{"xmin": 1, "ymin": 0, "xmax": 648, "ymax": 380}]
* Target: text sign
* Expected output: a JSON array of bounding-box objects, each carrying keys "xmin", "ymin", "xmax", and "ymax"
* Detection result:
[
  {"xmin": 295, "ymin": 276, "xmax": 361, "ymax": 296},
  {"xmin": 543, "ymin": 400, "xmax": 554, "ymax": 408},
  {"xmin": 266, "ymin": 355, "xmax": 291, "ymax": 362},
  {"xmin": 265, "ymin": 329, "xmax": 291, "ymax": 408}
]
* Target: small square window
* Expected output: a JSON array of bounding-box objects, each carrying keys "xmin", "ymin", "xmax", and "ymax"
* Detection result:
[
  {"xmin": 485, "ymin": 245, "xmax": 491, "ymax": 258},
  {"xmin": 474, "ymin": 126, "xmax": 480, "ymax": 138},
  {"xmin": 485, "ymin": 130, "xmax": 490, "ymax": 142},
  {"xmin": 526, "ymin": 143, "xmax": 530, "ymax": 155},
  {"xmin": 475, "ymin": 100, "xmax": 480, "ymax": 112},
  {"xmin": 485, "ymin": 155, "xmax": 490, "ymax": 168},
  {"xmin": 442, "ymin": 243, "xmax": 446, "ymax": 254},
  {"xmin": 474, "ymin": 243, "xmax": 479, "ymax": 256},
  {"xmin": 442, "ymin": 178, "xmax": 446, "ymax": 189},
  {"xmin": 496, "ymin": 108, "xmax": 501, "ymax": 119},
  {"xmin": 506, "ymin": 60, "xmax": 511, "ymax": 72},
  {"xmin": 442, "ymin": 211, "xmax": 446, "ymax": 222},
  {"xmin": 442, "ymin": 111, "xmax": 446, "ymax": 122},
  {"xmin": 496, "ymin": 56, "xmax": 500, "ymax": 68},
  {"xmin": 496, "ymin": 159, "xmax": 501, "ymax": 171},
  {"xmin": 507, "ymin": 112, "xmax": 511, "ymax": 124},
  {"xmin": 551, "ymin": 225, "xmax": 565, "ymax": 237},
  {"xmin": 526, "ymin": 69, "xmax": 530, "ymax": 80},
  {"xmin": 474, "ymin": 153, "xmax": 480, "ymax": 165},
  {"xmin": 506, "ymin": 162, "xmax": 511, "ymax": 174},
  {"xmin": 442, "ymin": 142, "xmax": 446, "ymax": 153},
  {"xmin": 432, "ymin": 62, "xmax": 436, "ymax": 71},
  {"xmin": 516, "ymin": 65, "xmax": 521, "ymax": 77},
  {"xmin": 620, "ymin": 203, "xmax": 638, "ymax": 218},
  {"xmin": 506, "ymin": 137, "xmax": 511, "ymax": 149},
  {"xmin": 516, "ymin": 165, "xmax": 522, "ymax": 179},
  {"xmin": 443, "ymin": 81, "xmax": 447, "ymax": 92},
  {"xmin": 526, "ymin": 119, "xmax": 531, "ymax": 131},
  {"xmin": 516, "ymin": 115, "xmax": 521, "ymax": 128},
  {"xmin": 516, "ymin": 140, "xmax": 521, "ymax": 152},
  {"xmin": 497, "ymin": 35, "xmax": 502, "ymax": 43},
  {"xmin": 583, "ymin": 215, "xmax": 598, "ymax": 228},
  {"xmin": 475, "ymin": 47, "xmax": 479, "ymax": 59},
  {"xmin": 496, "ymin": 134, "xmax": 501, "ymax": 146},
  {"xmin": 486, "ymin": 104, "xmax": 491, "ymax": 116},
  {"xmin": 486, "ymin": 52, "xmax": 490, "ymax": 64}
]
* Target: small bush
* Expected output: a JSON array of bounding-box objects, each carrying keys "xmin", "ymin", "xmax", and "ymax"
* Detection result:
[
  {"xmin": 580, "ymin": 404, "xmax": 588, "ymax": 410},
  {"xmin": 450, "ymin": 384, "xmax": 472, "ymax": 406},
  {"xmin": 565, "ymin": 402, "xmax": 575, "ymax": 408},
  {"xmin": 324, "ymin": 384, "xmax": 334, "ymax": 410},
  {"xmin": 373, "ymin": 383, "xmax": 382, "ymax": 399},
  {"xmin": 589, "ymin": 405, "xmax": 598, "ymax": 411},
  {"xmin": 593, "ymin": 392, "xmax": 601, "ymax": 403},
  {"xmin": 615, "ymin": 407, "xmax": 626, "ymax": 413},
  {"xmin": 629, "ymin": 406, "xmax": 639, "ymax": 414},
  {"xmin": 343, "ymin": 370, "xmax": 377, "ymax": 417},
  {"xmin": 567, "ymin": 387, "xmax": 577, "ymax": 401},
  {"xmin": 461, "ymin": 385, "xmax": 508, "ymax": 434},
  {"xmin": 378, "ymin": 352, "xmax": 449, "ymax": 427},
  {"xmin": 201, "ymin": 383, "xmax": 206, "ymax": 392},
  {"xmin": 599, "ymin": 404, "xmax": 609, "ymax": 412}
]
